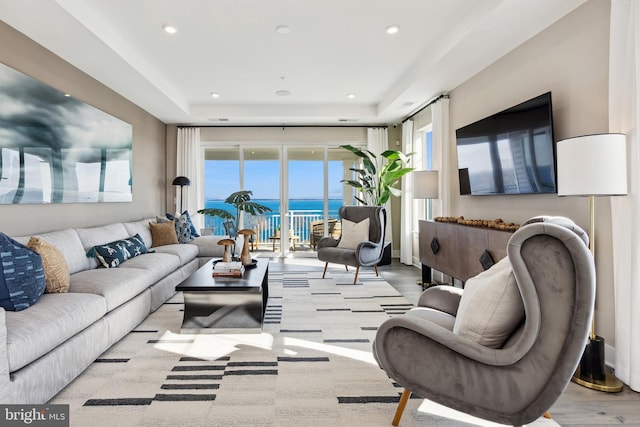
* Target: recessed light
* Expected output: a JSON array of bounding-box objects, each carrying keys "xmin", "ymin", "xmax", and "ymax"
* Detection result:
[
  {"xmin": 276, "ymin": 90, "xmax": 291, "ymax": 96},
  {"xmin": 386, "ymin": 25, "xmax": 399, "ymax": 34},
  {"xmin": 276, "ymin": 25, "xmax": 291, "ymax": 34},
  {"xmin": 163, "ymin": 24, "xmax": 177, "ymax": 34},
  {"xmin": 210, "ymin": 92, "xmax": 220, "ymax": 98},
  {"xmin": 64, "ymin": 93, "xmax": 71, "ymax": 97},
  {"xmin": 347, "ymin": 93, "xmax": 356, "ymax": 99}
]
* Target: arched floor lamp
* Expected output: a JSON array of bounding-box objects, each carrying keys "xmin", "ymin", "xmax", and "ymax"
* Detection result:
[{"xmin": 172, "ymin": 176, "xmax": 191, "ymax": 214}]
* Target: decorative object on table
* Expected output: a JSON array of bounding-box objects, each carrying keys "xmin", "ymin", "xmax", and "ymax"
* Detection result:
[
  {"xmin": 212, "ymin": 261, "xmax": 244, "ymax": 278},
  {"xmin": 0, "ymin": 62, "xmax": 133, "ymax": 205},
  {"xmin": 172, "ymin": 176, "xmax": 191, "ymax": 214},
  {"xmin": 557, "ymin": 133, "xmax": 627, "ymax": 393},
  {"xmin": 434, "ymin": 216, "xmax": 520, "ymax": 231},
  {"xmin": 339, "ymin": 144, "xmax": 414, "ymax": 206},
  {"xmin": 217, "ymin": 238, "xmax": 236, "ymax": 262},
  {"xmin": 237, "ymin": 229, "xmax": 256, "ymax": 266},
  {"xmin": 198, "ymin": 191, "xmax": 272, "ymax": 235}
]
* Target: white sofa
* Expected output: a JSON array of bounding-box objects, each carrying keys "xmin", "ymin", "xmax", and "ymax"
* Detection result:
[{"xmin": 0, "ymin": 218, "xmax": 241, "ymax": 404}]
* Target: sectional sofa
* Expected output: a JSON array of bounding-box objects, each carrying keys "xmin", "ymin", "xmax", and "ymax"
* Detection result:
[{"xmin": 0, "ymin": 218, "xmax": 240, "ymax": 404}]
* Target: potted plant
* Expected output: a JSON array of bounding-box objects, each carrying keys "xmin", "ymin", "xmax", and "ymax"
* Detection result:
[{"xmin": 340, "ymin": 144, "xmax": 414, "ymax": 206}]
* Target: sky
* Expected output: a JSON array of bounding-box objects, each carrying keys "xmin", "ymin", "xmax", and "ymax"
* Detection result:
[{"xmin": 204, "ymin": 159, "xmax": 344, "ymax": 200}]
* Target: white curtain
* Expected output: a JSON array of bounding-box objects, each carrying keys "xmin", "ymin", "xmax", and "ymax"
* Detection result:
[
  {"xmin": 610, "ymin": 0, "xmax": 640, "ymax": 391},
  {"xmin": 400, "ymin": 120, "xmax": 415, "ymax": 265},
  {"xmin": 176, "ymin": 127, "xmax": 202, "ymax": 227},
  {"xmin": 367, "ymin": 128, "xmax": 392, "ymax": 242},
  {"xmin": 431, "ymin": 97, "xmax": 451, "ymax": 217}
]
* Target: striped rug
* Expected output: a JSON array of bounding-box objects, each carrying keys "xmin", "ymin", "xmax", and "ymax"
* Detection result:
[{"xmin": 50, "ymin": 267, "xmax": 559, "ymax": 427}]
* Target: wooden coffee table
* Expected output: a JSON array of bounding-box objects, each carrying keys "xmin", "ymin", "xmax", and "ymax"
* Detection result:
[{"xmin": 175, "ymin": 258, "xmax": 268, "ymax": 333}]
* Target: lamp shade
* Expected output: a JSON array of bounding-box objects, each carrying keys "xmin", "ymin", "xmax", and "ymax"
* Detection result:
[
  {"xmin": 172, "ymin": 176, "xmax": 191, "ymax": 186},
  {"xmin": 557, "ymin": 134, "xmax": 627, "ymax": 196},
  {"xmin": 413, "ymin": 170, "xmax": 439, "ymax": 199}
]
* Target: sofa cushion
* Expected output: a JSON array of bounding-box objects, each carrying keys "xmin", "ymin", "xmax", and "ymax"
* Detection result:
[
  {"xmin": 27, "ymin": 237, "xmax": 70, "ymax": 293},
  {"xmin": 123, "ymin": 218, "xmax": 154, "ymax": 249},
  {"xmin": 338, "ymin": 217, "xmax": 370, "ymax": 249},
  {"xmin": 166, "ymin": 212, "xmax": 194, "ymax": 243},
  {"xmin": 182, "ymin": 211, "xmax": 200, "ymax": 238},
  {"xmin": 89, "ymin": 234, "xmax": 148, "ymax": 268},
  {"xmin": 149, "ymin": 221, "xmax": 179, "ymax": 247},
  {"xmin": 4, "ymin": 292, "xmax": 107, "ymax": 372},
  {"xmin": 76, "ymin": 223, "xmax": 130, "ymax": 269},
  {"xmin": 69, "ymin": 267, "xmax": 153, "ymax": 312},
  {"xmin": 0, "ymin": 233, "xmax": 46, "ymax": 311},
  {"xmin": 118, "ymin": 252, "xmax": 181, "ymax": 283},
  {"xmin": 453, "ymin": 257, "xmax": 525, "ymax": 348},
  {"xmin": 190, "ymin": 235, "xmax": 243, "ymax": 258},
  {"xmin": 30, "ymin": 229, "xmax": 89, "ymax": 274},
  {"xmin": 152, "ymin": 243, "xmax": 199, "ymax": 265}
]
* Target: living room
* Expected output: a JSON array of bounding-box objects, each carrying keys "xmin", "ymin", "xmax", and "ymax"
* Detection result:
[{"xmin": 0, "ymin": 0, "xmax": 639, "ymax": 425}]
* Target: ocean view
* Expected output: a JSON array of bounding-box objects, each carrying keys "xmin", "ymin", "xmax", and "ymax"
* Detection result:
[{"xmin": 202, "ymin": 199, "xmax": 344, "ymax": 240}]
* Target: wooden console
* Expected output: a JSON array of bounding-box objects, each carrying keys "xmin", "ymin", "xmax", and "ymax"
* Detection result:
[{"xmin": 419, "ymin": 220, "xmax": 514, "ymax": 285}]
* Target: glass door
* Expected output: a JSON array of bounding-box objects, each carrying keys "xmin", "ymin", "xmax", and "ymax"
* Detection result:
[{"xmin": 242, "ymin": 147, "xmax": 281, "ymax": 254}]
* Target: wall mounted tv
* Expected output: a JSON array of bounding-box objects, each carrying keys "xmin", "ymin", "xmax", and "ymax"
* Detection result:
[{"xmin": 456, "ymin": 92, "xmax": 556, "ymax": 195}]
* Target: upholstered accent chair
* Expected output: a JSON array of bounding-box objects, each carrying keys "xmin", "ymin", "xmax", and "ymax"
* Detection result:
[
  {"xmin": 373, "ymin": 216, "xmax": 595, "ymax": 426},
  {"xmin": 317, "ymin": 206, "xmax": 387, "ymax": 285}
]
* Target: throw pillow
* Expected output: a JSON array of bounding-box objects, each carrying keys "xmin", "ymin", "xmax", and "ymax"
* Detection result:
[
  {"xmin": 337, "ymin": 217, "xmax": 370, "ymax": 249},
  {"xmin": 0, "ymin": 232, "xmax": 46, "ymax": 311},
  {"xmin": 182, "ymin": 211, "xmax": 200, "ymax": 237},
  {"xmin": 166, "ymin": 212, "xmax": 194, "ymax": 243},
  {"xmin": 27, "ymin": 237, "xmax": 70, "ymax": 293},
  {"xmin": 149, "ymin": 220, "xmax": 179, "ymax": 247},
  {"xmin": 453, "ymin": 257, "xmax": 525, "ymax": 348},
  {"xmin": 88, "ymin": 234, "xmax": 149, "ymax": 268}
]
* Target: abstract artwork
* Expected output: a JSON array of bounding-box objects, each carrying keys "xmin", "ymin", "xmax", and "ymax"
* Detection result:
[{"xmin": 0, "ymin": 62, "xmax": 132, "ymax": 204}]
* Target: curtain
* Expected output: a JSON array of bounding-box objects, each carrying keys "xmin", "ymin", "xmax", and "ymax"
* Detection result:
[
  {"xmin": 367, "ymin": 128, "xmax": 392, "ymax": 242},
  {"xmin": 610, "ymin": 0, "xmax": 640, "ymax": 391},
  {"xmin": 400, "ymin": 120, "xmax": 415, "ymax": 265},
  {"xmin": 176, "ymin": 127, "xmax": 202, "ymax": 228},
  {"xmin": 431, "ymin": 97, "xmax": 451, "ymax": 217}
]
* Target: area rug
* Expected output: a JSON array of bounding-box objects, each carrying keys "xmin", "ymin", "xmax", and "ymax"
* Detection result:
[{"xmin": 50, "ymin": 267, "xmax": 560, "ymax": 427}]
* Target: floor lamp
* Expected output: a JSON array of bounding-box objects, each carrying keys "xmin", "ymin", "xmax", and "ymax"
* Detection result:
[
  {"xmin": 413, "ymin": 170, "xmax": 439, "ymax": 288},
  {"xmin": 557, "ymin": 133, "xmax": 627, "ymax": 393},
  {"xmin": 172, "ymin": 176, "xmax": 191, "ymax": 214}
]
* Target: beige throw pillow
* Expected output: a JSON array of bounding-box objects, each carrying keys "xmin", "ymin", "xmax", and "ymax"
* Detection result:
[
  {"xmin": 149, "ymin": 220, "xmax": 179, "ymax": 247},
  {"xmin": 453, "ymin": 257, "xmax": 524, "ymax": 348},
  {"xmin": 27, "ymin": 236, "xmax": 70, "ymax": 293},
  {"xmin": 337, "ymin": 217, "xmax": 370, "ymax": 249}
]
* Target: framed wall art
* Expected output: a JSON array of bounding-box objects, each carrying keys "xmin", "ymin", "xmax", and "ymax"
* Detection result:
[{"xmin": 0, "ymin": 62, "xmax": 133, "ymax": 204}]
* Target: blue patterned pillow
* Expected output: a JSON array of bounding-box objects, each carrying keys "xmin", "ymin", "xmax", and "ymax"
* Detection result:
[
  {"xmin": 166, "ymin": 212, "xmax": 195, "ymax": 243},
  {"xmin": 181, "ymin": 211, "xmax": 200, "ymax": 237},
  {"xmin": 88, "ymin": 234, "xmax": 148, "ymax": 268},
  {"xmin": 0, "ymin": 232, "xmax": 46, "ymax": 311}
]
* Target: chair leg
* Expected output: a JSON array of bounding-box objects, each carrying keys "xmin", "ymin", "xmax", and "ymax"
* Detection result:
[
  {"xmin": 353, "ymin": 266, "xmax": 360, "ymax": 285},
  {"xmin": 392, "ymin": 389, "xmax": 411, "ymax": 426},
  {"xmin": 345, "ymin": 265, "xmax": 349, "ymax": 271},
  {"xmin": 374, "ymin": 264, "xmax": 379, "ymax": 277},
  {"xmin": 322, "ymin": 262, "xmax": 329, "ymax": 278},
  {"xmin": 544, "ymin": 412, "xmax": 552, "ymax": 419}
]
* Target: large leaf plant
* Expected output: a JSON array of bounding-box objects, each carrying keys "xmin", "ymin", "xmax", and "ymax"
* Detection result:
[
  {"xmin": 197, "ymin": 190, "xmax": 271, "ymax": 235},
  {"xmin": 340, "ymin": 144, "xmax": 414, "ymax": 206}
]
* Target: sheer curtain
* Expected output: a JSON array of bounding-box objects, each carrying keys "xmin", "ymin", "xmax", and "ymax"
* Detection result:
[
  {"xmin": 400, "ymin": 120, "xmax": 415, "ymax": 265},
  {"xmin": 610, "ymin": 0, "xmax": 640, "ymax": 391},
  {"xmin": 176, "ymin": 127, "xmax": 202, "ymax": 227},
  {"xmin": 367, "ymin": 128, "xmax": 392, "ymax": 242},
  {"xmin": 431, "ymin": 97, "xmax": 451, "ymax": 217}
]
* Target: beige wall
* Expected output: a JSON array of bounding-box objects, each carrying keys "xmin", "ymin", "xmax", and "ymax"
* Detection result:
[
  {"xmin": 449, "ymin": 0, "xmax": 615, "ymax": 344},
  {"xmin": 0, "ymin": 21, "xmax": 167, "ymax": 236}
]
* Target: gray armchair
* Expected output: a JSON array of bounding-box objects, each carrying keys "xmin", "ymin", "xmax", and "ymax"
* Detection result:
[
  {"xmin": 317, "ymin": 206, "xmax": 387, "ymax": 285},
  {"xmin": 373, "ymin": 216, "xmax": 595, "ymax": 426}
]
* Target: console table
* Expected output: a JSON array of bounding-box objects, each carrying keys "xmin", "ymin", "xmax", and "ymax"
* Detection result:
[{"xmin": 418, "ymin": 220, "xmax": 513, "ymax": 286}]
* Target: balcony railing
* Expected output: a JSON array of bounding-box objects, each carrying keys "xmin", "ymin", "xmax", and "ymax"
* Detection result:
[{"xmin": 202, "ymin": 209, "xmax": 339, "ymax": 249}]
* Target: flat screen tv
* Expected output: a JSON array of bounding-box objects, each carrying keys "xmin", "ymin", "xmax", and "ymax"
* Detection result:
[{"xmin": 455, "ymin": 92, "xmax": 556, "ymax": 195}]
